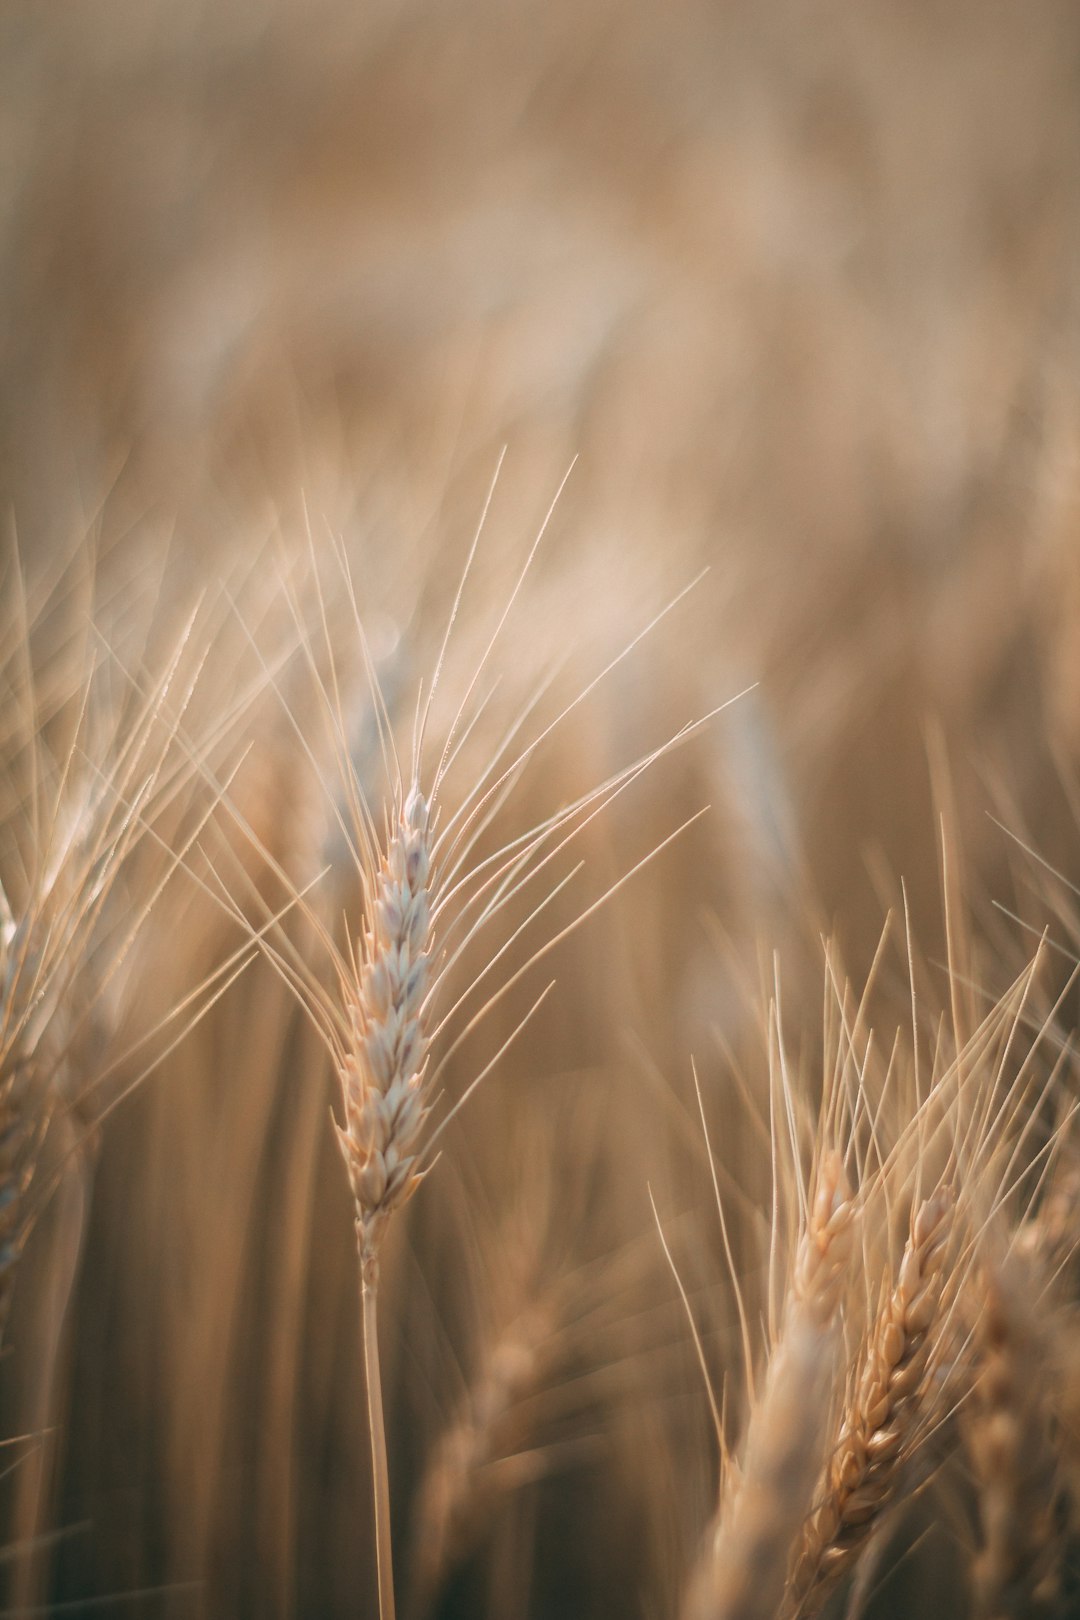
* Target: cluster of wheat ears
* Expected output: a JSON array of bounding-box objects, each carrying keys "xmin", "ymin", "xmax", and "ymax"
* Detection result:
[{"xmin": 0, "ymin": 481, "xmax": 1078, "ymax": 1620}]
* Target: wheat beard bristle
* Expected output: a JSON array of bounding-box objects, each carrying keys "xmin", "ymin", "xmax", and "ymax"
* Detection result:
[
  {"xmin": 682, "ymin": 1151, "xmax": 855, "ymax": 1620},
  {"xmin": 786, "ymin": 1186, "xmax": 954, "ymax": 1618},
  {"xmin": 336, "ymin": 783, "xmax": 434, "ymax": 1282}
]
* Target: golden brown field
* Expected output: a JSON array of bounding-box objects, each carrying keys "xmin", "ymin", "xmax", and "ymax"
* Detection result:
[{"xmin": 3, "ymin": 3, "xmax": 1080, "ymax": 1615}]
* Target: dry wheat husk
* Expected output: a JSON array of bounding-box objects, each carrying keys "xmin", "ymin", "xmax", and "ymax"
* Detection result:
[{"xmin": 681, "ymin": 1151, "xmax": 856, "ymax": 1620}]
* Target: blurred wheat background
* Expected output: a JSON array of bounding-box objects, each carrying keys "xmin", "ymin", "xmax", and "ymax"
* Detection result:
[{"xmin": 3, "ymin": 2, "xmax": 1080, "ymax": 1616}]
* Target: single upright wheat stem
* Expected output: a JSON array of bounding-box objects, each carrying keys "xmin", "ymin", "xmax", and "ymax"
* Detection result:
[
  {"xmin": 363, "ymin": 1268, "xmax": 397, "ymax": 1620},
  {"xmin": 232, "ymin": 514, "xmax": 737, "ymax": 1620},
  {"xmin": 682, "ymin": 1151, "xmax": 855, "ymax": 1620},
  {"xmin": 786, "ymin": 1185, "xmax": 954, "ymax": 1616}
]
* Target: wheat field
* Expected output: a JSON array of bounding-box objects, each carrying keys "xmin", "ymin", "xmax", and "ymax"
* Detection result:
[{"xmin": 3, "ymin": 3, "xmax": 1080, "ymax": 1616}]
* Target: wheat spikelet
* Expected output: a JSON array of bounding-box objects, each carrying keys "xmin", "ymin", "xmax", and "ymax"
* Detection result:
[
  {"xmin": 681, "ymin": 1150, "xmax": 855, "ymax": 1620},
  {"xmin": 786, "ymin": 1185, "xmax": 954, "ymax": 1616}
]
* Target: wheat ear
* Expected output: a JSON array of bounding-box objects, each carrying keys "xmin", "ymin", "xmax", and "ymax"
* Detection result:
[
  {"xmin": 407, "ymin": 1298, "xmax": 554, "ymax": 1619},
  {"xmin": 333, "ymin": 780, "xmax": 433, "ymax": 1620},
  {"xmin": 964, "ymin": 1259, "xmax": 1066, "ymax": 1620},
  {"xmin": 1016, "ymin": 1154, "xmax": 1080, "ymax": 1300},
  {"xmin": 337, "ymin": 783, "xmax": 434, "ymax": 1281},
  {"xmin": 0, "ymin": 612, "xmax": 228, "ymax": 1347},
  {"xmin": 786, "ymin": 1185, "xmax": 954, "ymax": 1616},
  {"xmin": 228, "ymin": 512, "xmax": 734, "ymax": 1620},
  {"xmin": 682, "ymin": 1151, "xmax": 855, "ymax": 1620}
]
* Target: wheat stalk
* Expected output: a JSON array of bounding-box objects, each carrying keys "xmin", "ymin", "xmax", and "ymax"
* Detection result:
[
  {"xmin": 219, "ymin": 511, "xmax": 732, "ymax": 1620},
  {"xmin": 340, "ymin": 779, "xmax": 438, "ymax": 1620}
]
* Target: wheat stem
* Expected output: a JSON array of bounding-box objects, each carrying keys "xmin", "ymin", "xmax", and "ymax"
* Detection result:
[{"xmin": 362, "ymin": 1265, "xmax": 397, "ymax": 1620}]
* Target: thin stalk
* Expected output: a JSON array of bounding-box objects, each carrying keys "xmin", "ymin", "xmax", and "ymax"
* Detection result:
[{"xmin": 362, "ymin": 1268, "xmax": 397, "ymax": 1620}]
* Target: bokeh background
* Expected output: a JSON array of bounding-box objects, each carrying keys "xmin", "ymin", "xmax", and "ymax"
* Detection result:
[{"xmin": 3, "ymin": 3, "xmax": 1080, "ymax": 1615}]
